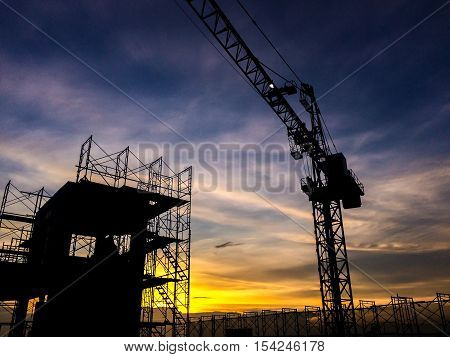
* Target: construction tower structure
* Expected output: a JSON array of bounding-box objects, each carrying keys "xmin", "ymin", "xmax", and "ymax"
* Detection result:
[
  {"xmin": 0, "ymin": 181, "xmax": 49, "ymax": 336},
  {"xmin": 183, "ymin": 0, "xmax": 364, "ymax": 335},
  {"xmin": 74, "ymin": 136, "xmax": 193, "ymax": 336},
  {"xmin": 0, "ymin": 137, "xmax": 192, "ymax": 336}
]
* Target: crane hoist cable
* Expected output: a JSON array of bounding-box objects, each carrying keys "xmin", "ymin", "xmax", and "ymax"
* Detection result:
[
  {"xmin": 260, "ymin": 61, "xmax": 298, "ymax": 87},
  {"xmin": 260, "ymin": 59, "xmax": 337, "ymax": 153},
  {"xmin": 183, "ymin": 0, "xmax": 365, "ymax": 336},
  {"xmin": 236, "ymin": 0, "xmax": 337, "ymax": 153},
  {"xmin": 235, "ymin": 0, "xmax": 304, "ymax": 85},
  {"xmin": 172, "ymin": 0, "xmax": 261, "ymax": 98}
]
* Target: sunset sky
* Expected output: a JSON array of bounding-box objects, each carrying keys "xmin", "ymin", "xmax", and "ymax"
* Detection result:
[{"xmin": 0, "ymin": 0, "xmax": 449, "ymax": 314}]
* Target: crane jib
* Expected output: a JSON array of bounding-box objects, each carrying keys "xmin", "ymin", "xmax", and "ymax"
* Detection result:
[
  {"xmin": 185, "ymin": 0, "xmax": 326, "ymax": 161},
  {"xmin": 184, "ymin": 0, "xmax": 365, "ymax": 337}
]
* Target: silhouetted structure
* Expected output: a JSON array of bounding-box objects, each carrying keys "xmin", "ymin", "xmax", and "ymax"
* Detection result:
[
  {"xmin": 188, "ymin": 293, "xmax": 450, "ymax": 337},
  {"xmin": 184, "ymin": 0, "xmax": 363, "ymax": 336},
  {"xmin": 0, "ymin": 137, "xmax": 192, "ymax": 336},
  {"xmin": 0, "ymin": 140, "xmax": 448, "ymax": 337},
  {"xmin": 0, "ymin": 181, "xmax": 49, "ymax": 336}
]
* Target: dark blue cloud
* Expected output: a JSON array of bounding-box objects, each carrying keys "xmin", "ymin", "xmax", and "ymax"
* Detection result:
[
  {"xmin": 0, "ymin": 0, "xmax": 449, "ymax": 304},
  {"xmin": 1, "ymin": 0, "xmax": 448, "ymax": 149}
]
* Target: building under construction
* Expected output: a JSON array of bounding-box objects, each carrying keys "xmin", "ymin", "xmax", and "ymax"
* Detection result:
[
  {"xmin": 0, "ymin": 0, "xmax": 448, "ymax": 339},
  {"xmin": 0, "ymin": 137, "xmax": 192, "ymax": 337},
  {"xmin": 0, "ymin": 138, "xmax": 448, "ymax": 337}
]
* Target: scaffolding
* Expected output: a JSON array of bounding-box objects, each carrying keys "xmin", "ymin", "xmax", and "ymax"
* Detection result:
[
  {"xmin": 0, "ymin": 299, "xmax": 37, "ymax": 337},
  {"xmin": 75, "ymin": 136, "xmax": 192, "ymax": 337},
  {"xmin": 188, "ymin": 292, "xmax": 449, "ymax": 337},
  {"xmin": 0, "ymin": 181, "xmax": 49, "ymax": 337},
  {"xmin": 0, "ymin": 136, "xmax": 192, "ymax": 337},
  {"xmin": 0, "ymin": 181, "xmax": 48, "ymax": 264},
  {"xmin": 356, "ymin": 300, "xmax": 379, "ymax": 336},
  {"xmin": 304, "ymin": 306, "xmax": 323, "ymax": 336},
  {"xmin": 0, "ymin": 137, "xmax": 447, "ymax": 338},
  {"xmin": 242, "ymin": 312, "xmax": 259, "ymax": 336}
]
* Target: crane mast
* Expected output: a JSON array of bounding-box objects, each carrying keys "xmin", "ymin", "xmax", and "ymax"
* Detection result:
[{"xmin": 184, "ymin": 0, "xmax": 364, "ymax": 335}]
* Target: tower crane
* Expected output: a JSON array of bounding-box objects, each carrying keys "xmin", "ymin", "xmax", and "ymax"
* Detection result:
[{"xmin": 183, "ymin": 0, "xmax": 364, "ymax": 336}]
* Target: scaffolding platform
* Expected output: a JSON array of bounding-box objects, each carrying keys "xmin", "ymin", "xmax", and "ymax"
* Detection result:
[
  {"xmin": 0, "ymin": 213, "xmax": 35, "ymax": 224},
  {"xmin": 32, "ymin": 180, "xmax": 187, "ymax": 238},
  {"xmin": 142, "ymin": 275, "xmax": 179, "ymax": 288}
]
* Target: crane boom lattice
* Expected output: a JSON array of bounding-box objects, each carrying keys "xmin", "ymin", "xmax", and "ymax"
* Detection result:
[{"xmin": 184, "ymin": 0, "xmax": 364, "ymax": 335}]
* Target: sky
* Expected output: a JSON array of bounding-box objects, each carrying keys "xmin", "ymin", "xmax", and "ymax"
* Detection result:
[{"xmin": 0, "ymin": 0, "xmax": 449, "ymax": 313}]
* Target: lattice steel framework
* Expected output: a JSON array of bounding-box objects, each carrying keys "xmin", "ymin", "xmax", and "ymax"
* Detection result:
[
  {"xmin": 281, "ymin": 308, "xmax": 300, "ymax": 336},
  {"xmin": 186, "ymin": 293, "xmax": 448, "ymax": 337},
  {"xmin": 415, "ymin": 293, "xmax": 450, "ymax": 335},
  {"xmin": 391, "ymin": 295, "xmax": 420, "ymax": 336},
  {"xmin": 261, "ymin": 310, "xmax": 280, "ymax": 336},
  {"xmin": 304, "ymin": 306, "xmax": 323, "ymax": 336},
  {"xmin": 243, "ymin": 312, "xmax": 260, "ymax": 336},
  {"xmin": 0, "ymin": 181, "xmax": 48, "ymax": 263},
  {"xmin": 225, "ymin": 313, "xmax": 242, "ymax": 330},
  {"xmin": 356, "ymin": 293, "xmax": 449, "ymax": 336},
  {"xmin": 183, "ymin": 0, "xmax": 363, "ymax": 336},
  {"xmin": 436, "ymin": 293, "xmax": 450, "ymax": 334},
  {"xmin": 356, "ymin": 300, "xmax": 379, "ymax": 335},
  {"xmin": 141, "ymin": 163, "xmax": 192, "ymax": 337},
  {"xmin": 75, "ymin": 136, "xmax": 192, "ymax": 337},
  {"xmin": 312, "ymin": 200, "xmax": 355, "ymax": 335},
  {"xmin": 0, "ymin": 181, "xmax": 48, "ymax": 337}
]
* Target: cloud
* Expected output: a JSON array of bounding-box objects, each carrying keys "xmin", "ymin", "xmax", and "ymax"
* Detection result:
[
  {"xmin": 0, "ymin": 0, "xmax": 448, "ymax": 313},
  {"xmin": 215, "ymin": 241, "xmax": 244, "ymax": 249}
]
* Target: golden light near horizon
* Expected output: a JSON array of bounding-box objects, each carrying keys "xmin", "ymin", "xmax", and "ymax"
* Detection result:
[{"xmin": 0, "ymin": 0, "xmax": 448, "ymax": 343}]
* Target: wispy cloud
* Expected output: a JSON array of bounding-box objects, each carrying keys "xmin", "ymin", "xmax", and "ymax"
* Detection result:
[
  {"xmin": 0, "ymin": 0, "xmax": 448, "ymax": 313},
  {"xmin": 215, "ymin": 241, "xmax": 244, "ymax": 249}
]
